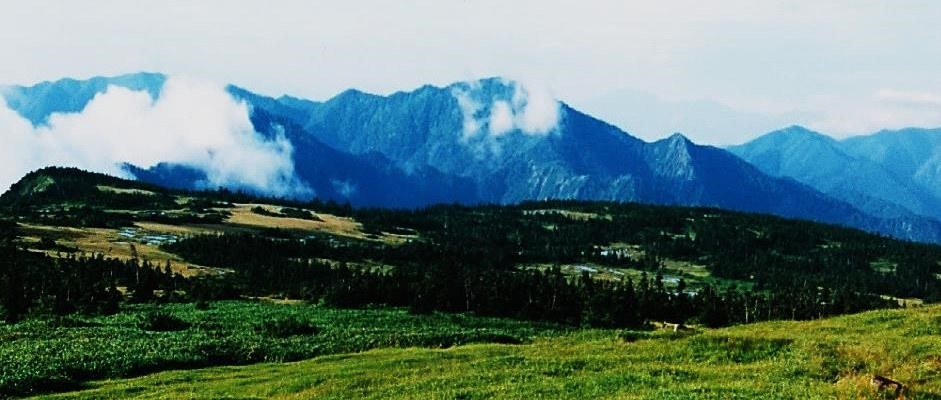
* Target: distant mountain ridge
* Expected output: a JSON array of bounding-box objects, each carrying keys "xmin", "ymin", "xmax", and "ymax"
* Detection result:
[
  {"xmin": 5, "ymin": 73, "xmax": 941, "ymax": 243},
  {"xmin": 1, "ymin": 72, "xmax": 166, "ymax": 125},
  {"xmin": 730, "ymin": 126, "xmax": 941, "ymax": 224}
]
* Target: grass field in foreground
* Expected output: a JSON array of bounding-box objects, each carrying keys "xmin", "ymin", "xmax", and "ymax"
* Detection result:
[
  {"xmin": 38, "ymin": 306, "xmax": 941, "ymax": 399},
  {"xmin": 0, "ymin": 301, "xmax": 565, "ymax": 397}
]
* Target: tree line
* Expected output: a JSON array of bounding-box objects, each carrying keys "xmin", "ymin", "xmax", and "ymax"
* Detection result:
[
  {"xmin": 4, "ymin": 191, "xmax": 939, "ymax": 328},
  {"xmin": 161, "ymin": 226, "xmax": 901, "ymax": 329},
  {"xmin": 0, "ymin": 220, "xmax": 185, "ymax": 324}
]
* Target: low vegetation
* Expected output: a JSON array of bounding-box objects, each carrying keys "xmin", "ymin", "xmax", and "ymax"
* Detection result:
[
  {"xmin": 0, "ymin": 301, "xmax": 564, "ymax": 397},
  {"xmin": 38, "ymin": 305, "xmax": 941, "ymax": 399},
  {"xmin": 251, "ymin": 205, "xmax": 323, "ymax": 221}
]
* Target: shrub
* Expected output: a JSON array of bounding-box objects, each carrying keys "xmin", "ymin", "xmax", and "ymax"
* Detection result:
[
  {"xmin": 251, "ymin": 206, "xmax": 280, "ymax": 217},
  {"xmin": 138, "ymin": 310, "xmax": 190, "ymax": 332},
  {"xmin": 280, "ymin": 208, "xmax": 322, "ymax": 221},
  {"xmin": 469, "ymin": 333, "xmax": 523, "ymax": 345},
  {"xmin": 195, "ymin": 298, "xmax": 211, "ymax": 310}
]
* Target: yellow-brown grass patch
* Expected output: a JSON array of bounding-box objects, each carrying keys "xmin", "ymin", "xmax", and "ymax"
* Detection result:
[
  {"xmin": 224, "ymin": 204, "xmax": 410, "ymax": 244},
  {"xmin": 96, "ymin": 185, "xmax": 157, "ymax": 196},
  {"xmin": 18, "ymin": 223, "xmax": 219, "ymax": 277}
]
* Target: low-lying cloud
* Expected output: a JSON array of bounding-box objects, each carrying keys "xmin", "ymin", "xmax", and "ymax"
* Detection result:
[
  {"xmin": 808, "ymin": 89, "xmax": 941, "ymax": 136},
  {"xmin": 0, "ymin": 78, "xmax": 311, "ymax": 197},
  {"xmin": 452, "ymin": 78, "xmax": 562, "ymax": 143}
]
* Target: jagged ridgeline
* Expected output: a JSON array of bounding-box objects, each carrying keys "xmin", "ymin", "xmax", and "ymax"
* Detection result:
[{"xmin": 8, "ymin": 73, "xmax": 941, "ymax": 243}]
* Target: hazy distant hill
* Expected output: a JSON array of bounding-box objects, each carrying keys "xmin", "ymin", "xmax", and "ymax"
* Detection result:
[{"xmin": 730, "ymin": 126, "xmax": 941, "ymax": 223}]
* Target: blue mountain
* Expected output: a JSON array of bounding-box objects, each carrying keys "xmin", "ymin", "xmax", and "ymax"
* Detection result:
[
  {"xmin": 841, "ymin": 128, "xmax": 941, "ymax": 202},
  {"xmin": 1, "ymin": 72, "xmax": 166, "ymax": 126},
  {"xmin": 730, "ymin": 126, "xmax": 941, "ymax": 222},
  {"xmin": 133, "ymin": 85, "xmax": 479, "ymax": 208},
  {"xmin": 233, "ymin": 78, "xmax": 941, "ymax": 242},
  {"xmin": 5, "ymin": 73, "xmax": 941, "ymax": 242}
]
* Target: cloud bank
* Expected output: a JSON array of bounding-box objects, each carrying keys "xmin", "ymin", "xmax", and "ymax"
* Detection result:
[{"xmin": 0, "ymin": 78, "xmax": 311, "ymax": 197}]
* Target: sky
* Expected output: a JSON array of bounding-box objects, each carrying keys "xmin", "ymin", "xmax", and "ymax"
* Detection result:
[{"xmin": 2, "ymin": 0, "xmax": 941, "ymax": 145}]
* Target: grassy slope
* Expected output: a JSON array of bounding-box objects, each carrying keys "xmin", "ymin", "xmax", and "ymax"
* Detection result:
[
  {"xmin": 39, "ymin": 306, "xmax": 941, "ymax": 400},
  {"xmin": 1, "ymin": 302, "xmax": 563, "ymax": 397}
]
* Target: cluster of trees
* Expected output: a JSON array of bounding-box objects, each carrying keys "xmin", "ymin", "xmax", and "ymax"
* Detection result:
[
  {"xmin": 3, "ymin": 167, "xmax": 939, "ymax": 328},
  {"xmin": 251, "ymin": 206, "xmax": 322, "ymax": 221},
  {"xmin": 163, "ymin": 226, "xmax": 899, "ymax": 328},
  {"xmin": 351, "ymin": 201, "xmax": 941, "ymax": 302},
  {"xmin": 0, "ymin": 167, "xmax": 346, "ymax": 228},
  {"xmin": 0, "ymin": 168, "xmax": 178, "ymax": 212},
  {"xmin": 0, "ymin": 221, "xmax": 184, "ymax": 324}
]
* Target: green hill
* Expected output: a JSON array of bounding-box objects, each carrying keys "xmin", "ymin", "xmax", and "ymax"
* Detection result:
[{"xmin": 38, "ymin": 304, "xmax": 941, "ymax": 399}]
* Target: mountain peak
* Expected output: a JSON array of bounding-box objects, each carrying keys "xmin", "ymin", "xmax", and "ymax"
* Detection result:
[
  {"xmin": 10, "ymin": 71, "xmax": 166, "ymax": 90},
  {"xmin": 766, "ymin": 125, "xmax": 841, "ymax": 144},
  {"xmin": 453, "ymin": 76, "xmax": 514, "ymax": 87},
  {"xmin": 334, "ymin": 87, "xmax": 370, "ymax": 98},
  {"xmin": 667, "ymin": 132, "xmax": 692, "ymax": 144},
  {"xmin": 647, "ymin": 132, "xmax": 698, "ymax": 180},
  {"xmin": 779, "ymin": 125, "xmax": 825, "ymax": 136},
  {"xmin": 446, "ymin": 77, "xmax": 519, "ymax": 99},
  {"xmin": 652, "ymin": 132, "xmax": 695, "ymax": 150},
  {"xmin": 733, "ymin": 125, "xmax": 835, "ymax": 150}
]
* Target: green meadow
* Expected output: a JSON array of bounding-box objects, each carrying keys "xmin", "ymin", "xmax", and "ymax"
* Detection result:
[
  {"xmin": 29, "ymin": 304, "xmax": 941, "ymax": 399},
  {"xmin": 0, "ymin": 301, "xmax": 563, "ymax": 397}
]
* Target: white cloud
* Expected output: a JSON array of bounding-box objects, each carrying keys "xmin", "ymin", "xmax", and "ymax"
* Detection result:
[
  {"xmin": 453, "ymin": 87, "xmax": 483, "ymax": 140},
  {"xmin": 488, "ymin": 101, "xmax": 514, "ymax": 136},
  {"xmin": 453, "ymin": 78, "xmax": 561, "ymax": 141},
  {"xmin": 512, "ymin": 84, "xmax": 560, "ymax": 134},
  {"xmin": 0, "ymin": 100, "xmax": 41, "ymax": 191},
  {"xmin": 0, "ymin": 78, "xmax": 311, "ymax": 197}
]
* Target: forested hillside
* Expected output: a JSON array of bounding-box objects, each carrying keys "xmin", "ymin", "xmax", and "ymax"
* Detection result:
[
  {"xmin": 3, "ymin": 167, "xmax": 939, "ymax": 329},
  {"xmin": 2, "ymin": 167, "xmax": 940, "ymax": 396}
]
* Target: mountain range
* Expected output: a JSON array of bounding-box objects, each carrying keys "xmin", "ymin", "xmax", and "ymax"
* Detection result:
[
  {"xmin": 729, "ymin": 126, "xmax": 941, "ymax": 224},
  {"xmin": 4, "ymin": 72, "xmax": 941, "ymax": 243}
]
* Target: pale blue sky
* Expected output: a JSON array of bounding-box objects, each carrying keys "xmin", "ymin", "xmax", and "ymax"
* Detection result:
[{"xmin": 3, "ymin": 0, "xmax": 941, "ymax": 144}]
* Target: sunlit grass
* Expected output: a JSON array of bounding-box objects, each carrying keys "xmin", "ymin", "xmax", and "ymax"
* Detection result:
[
  {"xmin": 0, "ymin": 301, "xmax": 564, "ymax": 397},
  {"xmin": 38, "ymin": 305, "xmax": 941, "ymax": 399}
]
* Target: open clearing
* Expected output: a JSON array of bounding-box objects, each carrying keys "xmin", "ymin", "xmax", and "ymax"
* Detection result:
[
  {"xmin": 520, "ymin": 258, "xmax": 751, "ymax": 291},
  {"xmin": 18, "ymin": 223, "xmax": 213, "ymax": 276},
  {"xmin": 226, "ymin": 204, "xmax": 410, "ymax": 244},
  {"xmin": 15, "ymin": 201, "xmax": 412, "ymax": 276},
  {"xmin": 95, "ymin": 185, "xmax": 158, "ymax": 196}
]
